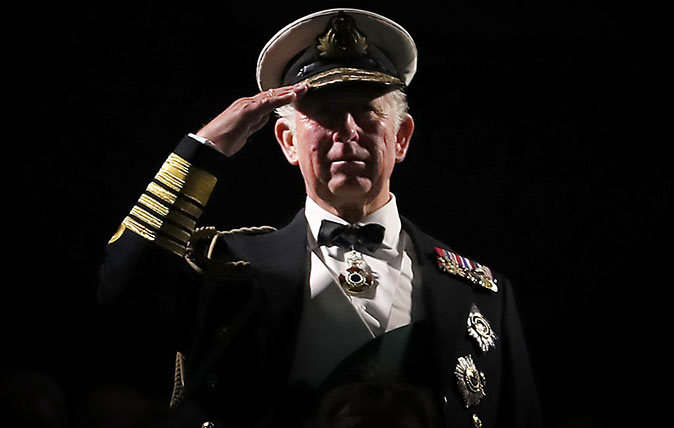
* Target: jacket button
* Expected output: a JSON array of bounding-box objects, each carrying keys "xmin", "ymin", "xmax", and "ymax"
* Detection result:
[
  {"xmin": 206, "ymin": 373, "xmax": 219, "ymax": 388},
  {"xmin": 472, "ymin": 413, "xmax": 482, "ymax": 427},
  {"xmin": 216, "ymin": 326, "xmax": 228, "ymax": 339}
]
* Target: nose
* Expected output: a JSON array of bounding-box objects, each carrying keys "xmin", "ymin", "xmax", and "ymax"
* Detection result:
[{"xmin": 332, "ymin": 112, "xmax": 360, "ymax": 143}]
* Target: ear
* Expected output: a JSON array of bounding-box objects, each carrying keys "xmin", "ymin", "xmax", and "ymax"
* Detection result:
[
  {"xmin": 394, "ymin": 113, "xmax": 414, "ymax": 162},
  {"xmin": 274, "ymin": 118, "xmax": 299, "ymax": 165}
]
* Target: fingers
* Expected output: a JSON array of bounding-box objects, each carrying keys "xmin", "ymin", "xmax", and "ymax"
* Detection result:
[
  {"xmin": 195, "ymin": 82, "xmax": 309, "ymax": 156},
  {"xmin": 257, "ymin": 82, "xmax": 310, "ymax": 111},
  {"xmin": 242, "ymin": 83, "xmax": 308, "ymax": 137}
]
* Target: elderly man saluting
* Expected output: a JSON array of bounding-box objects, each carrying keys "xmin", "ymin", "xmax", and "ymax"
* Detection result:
[{"xmin": 99, "ymin": 8, "xmax": 542, "ymax": 428}]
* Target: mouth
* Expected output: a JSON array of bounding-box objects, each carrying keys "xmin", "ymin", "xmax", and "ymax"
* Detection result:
[
  {"xmin": 330, "ymin": 154, "xmax": 367, "ymax": 163},
  {"xmin": 332, "ymin": 159, "xmax": 366, "ymax": 165},
  {"xmin": 331, "ymin": 159, "xmax": 367, "ymax": 170},
  {"xmin": 330, "ymin": 159, "xmax": 367, "ymax": 174}
]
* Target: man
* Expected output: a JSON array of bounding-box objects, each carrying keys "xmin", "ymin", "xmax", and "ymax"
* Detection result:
[{"xmin": 99, "ymin": 8, "xmax": 541, "ymax": 428}]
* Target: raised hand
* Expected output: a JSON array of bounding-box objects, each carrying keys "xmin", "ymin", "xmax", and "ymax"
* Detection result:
[{"xmin": 195, "ymin": 82, "xmax": 309, "ymax": 156}]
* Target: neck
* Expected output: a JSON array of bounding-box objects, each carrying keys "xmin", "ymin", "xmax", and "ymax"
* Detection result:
[{"xmin": 310, "ymin": 191, "xmax": 392, "ymax": 223}]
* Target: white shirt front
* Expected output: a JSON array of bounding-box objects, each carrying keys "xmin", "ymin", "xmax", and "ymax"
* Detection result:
[{"xmin": 289, "ymin": 194, "xmax": 421, "ymax": 387}]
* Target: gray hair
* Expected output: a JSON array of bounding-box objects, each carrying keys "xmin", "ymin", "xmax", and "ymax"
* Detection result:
[{"xmin": 275, "ymin": 88, "xmax": 409, "ymax": 134}]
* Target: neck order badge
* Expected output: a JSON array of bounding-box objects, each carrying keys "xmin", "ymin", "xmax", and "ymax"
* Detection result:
[
  {"xmin": 339, "ymin": 250, "xmax": 376, "ymax": 295},
  {"xmin": 317, "ymin": 220, "xmax": 385, "ymax": 295}
]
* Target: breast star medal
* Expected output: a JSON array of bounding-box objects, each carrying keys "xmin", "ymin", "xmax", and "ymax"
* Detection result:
[
  {"xmin": 434, "ymin": 247, "xmax": 498, "ymax": 292},
  {"xmin": 339, "ymin": 250, "xmax": 376, "ymax": 295},
  {"xmin": 454, "ymin": 355, "xmax": 486, "ymax": 408},
  {"xmin": 467, "ymin": 304, "xmax": 498, "ymax": 353}
]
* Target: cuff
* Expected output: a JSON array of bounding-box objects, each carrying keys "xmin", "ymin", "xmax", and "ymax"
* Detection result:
[{"xmin": 113, "ymin": 136, "xmax": 224, "ymax": 257}]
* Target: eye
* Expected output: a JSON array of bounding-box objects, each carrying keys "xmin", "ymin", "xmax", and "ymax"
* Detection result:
[
  {"xmin": 308, "ymin": 104, "xmax": 337, "ymax": 119},
  {"xmin": 357, "ymin": 103, "xmax": 387, "ymax": 121}
]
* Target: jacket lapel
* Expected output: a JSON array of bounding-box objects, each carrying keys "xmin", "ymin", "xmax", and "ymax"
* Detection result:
[
  {"xmin": 185, "ymin": 210, "xmax": 309, "ymax": 397},
  {"xmin": 230, "ymin": 209, "xmax": 309, "ymax": 381},
  {"xmin": 235, "ymin": 209, "xmax": 308, "ymax": 305},
  {"xmin": 401, "ymin": 217, "xmax": 477, "ymax": 391},
  {"xmin": 402, "ymin": 217, "xmax": 506, "ymax": 422}
]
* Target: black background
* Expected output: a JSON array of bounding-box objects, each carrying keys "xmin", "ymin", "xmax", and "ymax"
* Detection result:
[{"xmin": 6, "ymin": 1, "xmax": 669, "ymax": 427}]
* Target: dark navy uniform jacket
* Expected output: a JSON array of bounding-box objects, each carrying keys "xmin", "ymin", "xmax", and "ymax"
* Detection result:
[{"xmin": 99, "ymin": 135, "xmax": 542, "ymax": 428}]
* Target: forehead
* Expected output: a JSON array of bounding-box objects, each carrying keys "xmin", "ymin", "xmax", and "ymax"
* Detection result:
[{"xmin": 297, "ymin": 84, "xmax": 394, "ymax": 109}]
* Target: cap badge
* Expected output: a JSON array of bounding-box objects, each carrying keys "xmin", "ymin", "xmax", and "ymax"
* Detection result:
[
  {"xmin": 317, "ymin": 12, "xmax": 368, "ymax": 58},
  {"xmin": 467, "ymin": 304, "xmax": 498, "ymax": 353},
  {"xmin": 339, "ymin": 250, "xmax": 377, "ymax": 295},
  {"xmin": 454, "ymin": 355, "xmax": 486, "ymax": 408},
  {"xmin": 434, "ymin": 247, "xmax": 499, "ymax": 292}
]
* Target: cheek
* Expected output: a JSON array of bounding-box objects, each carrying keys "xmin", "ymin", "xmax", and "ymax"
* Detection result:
[
  {"xmin": 376, "ymin": 131, "xmax": 399, "ymax": 169},
  {"xmin": 295, "ymin": 127, "xmax": 331, "ymax": 175}
]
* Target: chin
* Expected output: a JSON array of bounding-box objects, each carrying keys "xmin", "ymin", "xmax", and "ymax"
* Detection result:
[{"xmin": 328, "ymin": 176, "xmax": 372, "ymax": 198}]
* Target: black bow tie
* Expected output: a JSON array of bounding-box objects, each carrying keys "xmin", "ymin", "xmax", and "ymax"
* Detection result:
[{"xmin": 317, "ymin": 220, "xmax": 385, "ymax": 253}]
